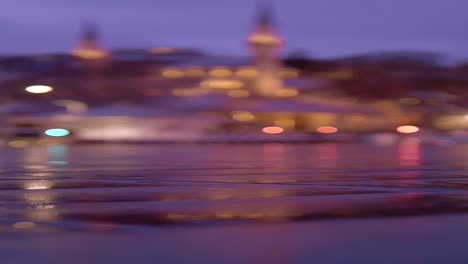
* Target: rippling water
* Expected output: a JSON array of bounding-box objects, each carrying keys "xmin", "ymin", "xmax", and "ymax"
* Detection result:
[{"xmin": 1, "ymin": 141, "xmax": 468, "ymax": 263}]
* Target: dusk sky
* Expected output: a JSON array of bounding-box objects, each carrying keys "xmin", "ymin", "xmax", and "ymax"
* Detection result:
[{"xmin": 2, "ymin": 0, "xmax": 468, "ymax": 59}]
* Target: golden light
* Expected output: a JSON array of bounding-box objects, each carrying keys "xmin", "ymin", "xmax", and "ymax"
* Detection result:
[
  {"xmin": 248, "ymin": 33, "xmax": 283, "ymax": 46},
  {"xmin": 262, "ymin": 126, "xmax": 284, "ymax": 134},
  {"xmin": 281, "ymin": 69, "xmax": 300, "ymax": 78},
  {"xmin": 25, "ymin": 85, "xmax": 53, "ymax": 94},
  {"xmin": 275, "ymin": 88, "xmax": 299, "ymax": 98},
  {"xmin": 228, "ymin": 90, "xmax": 250, "ymax": 98},
  {"xmin": 232, "ymin": 111, "xmax": 255, "ymax": 122},
  {"xmin": 396, "ymin": 125, "xmax": 420, "ymax": 134},
  {"xmin": 236, "ymin": 67, "xmax": 258, "ymax": 78},
  {"xmin": 185, "ymin": 68, "xmax": 205, "ymax": 77},
  {"xmin": 150, "ymin": 47, "xmax": 176, "ymax": 54},
  {"xmin": 161, "ymin": 68, "xmax": 184, "ymax": 78},
  {"xmin": 317, "ymin": 126, "xmax": 339, "ymax": 134},
  {"xmin": 8, "ymin": 140, "xmax": 29, "ymax": 148},
  {"xmin": 201, "ymin": 80, "xmax": 244, "ymax": 89},
  {"xmin": 71, "ymin": 49, "xmax": 109, "ymax": 60},
  {"xmin": 209, "ymin": 68, "xmax": 233, "ymax": 77}
]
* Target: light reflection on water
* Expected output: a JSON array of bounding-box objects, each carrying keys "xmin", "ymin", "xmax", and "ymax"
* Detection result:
[{"xmin": 0, "ymin": 142, "xmax": 467, "ymax": 230}]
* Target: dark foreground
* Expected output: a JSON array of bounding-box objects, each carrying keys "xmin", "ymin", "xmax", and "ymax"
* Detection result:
[{"xmin": 1, "ymin": 140, "xmax": 468, "ymax": 263}]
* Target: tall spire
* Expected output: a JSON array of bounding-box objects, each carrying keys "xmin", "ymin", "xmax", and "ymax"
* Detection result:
[
  {"xmin": 82, "ymin": 22, "xmax": 98, "ymax": 43},
  {"xmin": 248, "ymin": 0, "xmax": 285, "ymax": 97},
  {"xmin": 256, "ymin": 0, "xmax": 274, "ymax": 27},
  {"xmin": 72, "ymin": 21, "xmax": 109, "ymax": 60}
]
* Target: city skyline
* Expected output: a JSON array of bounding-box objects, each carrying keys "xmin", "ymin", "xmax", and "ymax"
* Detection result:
[{"xmin": 2, "ymin": 0, "xmax": 468, "ymax": 59}]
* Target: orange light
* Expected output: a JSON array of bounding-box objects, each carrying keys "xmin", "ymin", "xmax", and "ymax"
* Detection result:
[
  {"xmin": 317, "ymin": 126, "xmax": 338, "ymax": 134},
  {"xmin": 396, "ymin": 125, "xmax": 420, "ymax": 134},
  {"xmin": 262, "ymin": 126, "xmax": 284, "ymax": 134}
]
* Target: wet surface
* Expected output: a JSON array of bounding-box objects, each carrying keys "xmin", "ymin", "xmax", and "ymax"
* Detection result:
[{"xmin": 1, "ymin": 141, "xmax": 468, "ymax": 263}]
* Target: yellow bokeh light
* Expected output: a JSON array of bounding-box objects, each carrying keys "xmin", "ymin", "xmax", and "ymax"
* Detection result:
[
  {"xmin": 25, "ymin": 85, "xmax": 53, "ymax": 94},
  {"xmin": 71, "ymin": 49, "xmax": 109, "ymax": 60},
  {"xmin": 8, "ymin": 140, "xmax": 29, "ymax": 148},
  {"xmin": 209, "ymin": 68, "xmax": 233, "ymax": 77},
  {"xmin": 236, "ymin": 67, "xmax": 258, "ymax": 78},
  {"xmin": 248, "ymin": 33, "xmax": 283, "ymax": 46},
  {"xmin": 275, "ymin": 88, "xmax": 299, "ymax": 98},
  {"xmin": 161, "ymin": 68, "xmax": 184, "ymax": 78},
  {"xmin": 185, "ymin": 68, "xmax": 205, "ymax": 77},
  {"xmin": 232, "ymin": 111, "xmax": 255, "ymax": 122},
  {"xmin": 201, "ymin": 80, "xmax": 244, "ymax": 89}
]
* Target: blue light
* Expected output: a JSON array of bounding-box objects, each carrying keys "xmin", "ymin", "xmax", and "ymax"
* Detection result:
[{"xmin": 45, "ymin": 128, "xmax": 70, "ymax": 137}]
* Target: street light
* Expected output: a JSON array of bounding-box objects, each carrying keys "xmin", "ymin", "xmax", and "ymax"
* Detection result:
[{"xmin": 25, "ymin": 85, "xmax": 53, "ymax": 94}]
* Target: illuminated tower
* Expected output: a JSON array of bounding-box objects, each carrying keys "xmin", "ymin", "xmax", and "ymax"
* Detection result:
[
  {"xmin": 248, "ymin": 1, "xmax": 284, "ymax": 97},
  {"xmin": 71, "ymin": 22, "xmax": 109, "ymax": 60}
]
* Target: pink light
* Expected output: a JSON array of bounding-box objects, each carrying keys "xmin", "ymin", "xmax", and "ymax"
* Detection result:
[
  {"xmin": 396, "ymin": 126, "xmax": 420, "ymax": 134},
  {"xmin": 317, "ymin": 126, "xmax": 338, "ymax": 134},
  {"xmin": 262, "ymin": 126, "xmax": 284, "ymax": 134}
]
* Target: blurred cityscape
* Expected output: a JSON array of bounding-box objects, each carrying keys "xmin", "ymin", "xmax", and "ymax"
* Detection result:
[{"xmin": 0, "ymin": 3, "xmax": 467, "ymax": 145}]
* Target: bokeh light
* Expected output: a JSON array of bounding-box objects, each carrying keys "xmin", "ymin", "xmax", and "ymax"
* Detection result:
[
  {"xmin": 317, "ymin": 126, "xmax": 338, "ymax": 134},
  {"xmin": 25, "ymin": 85, "xmax": 53, "ymax": 94},
  {"xmin": 396, "ymin": 126, "xmax": 420, "ymax": 134},
  {"xmin": 262, "ymin": 126, "xmax": 284, "ymax": 134},
  {"xmin": 45, "ymin": 128, "xmax": 71, "ymax": 137}
]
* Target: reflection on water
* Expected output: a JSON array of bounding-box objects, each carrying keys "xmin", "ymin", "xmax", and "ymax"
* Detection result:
[
  {"xmin": 0, "ymin": 143, "xmax": 467, "ymax": 230},
  {"xmin": 398, "ymin": 138, "xmax": 421, "ymax": 167}
]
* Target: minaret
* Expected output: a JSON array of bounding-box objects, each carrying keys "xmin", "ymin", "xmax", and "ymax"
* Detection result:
[
  {"xmin": 71, "ymin": 22, "xmax": 109, "ymax": 60},
  {"xmin": 248, "ymin": 1, "xmax": 284, "ymax": 97}
]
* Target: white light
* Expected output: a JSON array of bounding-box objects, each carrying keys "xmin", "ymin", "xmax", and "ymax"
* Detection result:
[{"xmin": 25, "ymin": 85, "xmax": 53, "ymax": 94}]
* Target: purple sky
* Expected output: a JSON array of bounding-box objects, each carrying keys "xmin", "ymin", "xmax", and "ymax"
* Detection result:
[{"xmin": 1, "ymin": 0, "xmax": 468, "ymax": 59}]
